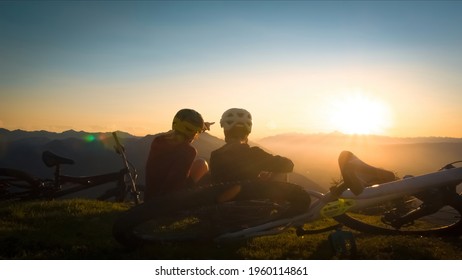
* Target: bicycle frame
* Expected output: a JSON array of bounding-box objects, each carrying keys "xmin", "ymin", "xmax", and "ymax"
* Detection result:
[
  {"xmin": 45, "ymin": 168, "xmax": 128, "ymax": 199},
  {"xmin": 0, "ymin": 132, "xmax": 141, "ymax": 204},
  {"xmin": 215, "ymin": 166, "xmax": 462, "ymax": 241}
]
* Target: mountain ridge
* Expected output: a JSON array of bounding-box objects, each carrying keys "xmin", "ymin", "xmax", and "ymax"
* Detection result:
[
  {"xmin": 0, "ymin": 128, "xmax": 137, "ymax": 142},
  {"xmin": 3, "ymin": 128, "xmax": 462, "ymax": 143},
  {"xmin": 2, "ymin": 128, "xmax": 462, "ymax": 192},
  {"xmin": 258, "ymin": 131, "xmax": 462, "ymax": 145}
]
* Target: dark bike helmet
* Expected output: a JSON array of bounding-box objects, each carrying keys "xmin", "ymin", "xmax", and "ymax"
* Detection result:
[{"xmin": 172, "ymin": 109, "xmax": 205, "ymax": 139}]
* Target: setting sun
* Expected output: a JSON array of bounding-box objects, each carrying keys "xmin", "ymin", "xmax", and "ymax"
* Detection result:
[{"xmin": 329, "ymin": 93, "xmax": 392, "ymax": 135}]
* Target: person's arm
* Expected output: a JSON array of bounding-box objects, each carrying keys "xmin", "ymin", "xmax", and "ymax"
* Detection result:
[
  {"xmin": 209, "ymin": 147, "xmax": 231, "ymax": 183},
  {"xmin": 164, "ymin": 146, "xmax": 197, "ymax": 191},
  {"xmin": 251, "ymin": 146, "xmax": 294, "ymax": 173}
]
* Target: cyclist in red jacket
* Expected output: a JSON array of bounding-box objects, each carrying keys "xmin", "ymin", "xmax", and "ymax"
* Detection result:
[
  {"xmin": 210, "ymin": 108, "xmax": 294, "ymax": 184},
  {"xmin": 144, "ymin": 108, "xmax": 212, "ymax": 201}
]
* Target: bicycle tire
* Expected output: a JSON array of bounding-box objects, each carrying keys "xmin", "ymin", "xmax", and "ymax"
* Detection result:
[
  {"xmin": 0, "ymin": 168, "xmax": 41, "ymax": 200},
  {"xmin": 334, "ymin": 191, "xmax": 462, "ymax": 236},
  {"xmin": 292, "ymin": 189, "xmax": 345, "ymax": 236},
  {"xmin": 112, "ymin": 181, "xmax": 311, "ymax": 248}
]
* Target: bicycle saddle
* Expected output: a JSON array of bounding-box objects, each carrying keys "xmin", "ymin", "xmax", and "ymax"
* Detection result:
[
  {"xmin": 42, "ymin": 151, "xmax": 75, "ymax": 167},
  {"xmin": 338, "ymin": 151, "xmax": 395, "ymax": 195}
]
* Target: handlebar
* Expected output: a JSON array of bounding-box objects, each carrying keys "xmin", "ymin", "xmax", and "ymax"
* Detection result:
[
  {"xmin": 112, "ymin": 132, "xmax": 125, "ymax": 154},
  {"xmin": 440, "ymin": 160, "xmax": 462, "ymax": 171},
  {"xmin": 112, "ymin": 132, "xmax": 141, "ymax": 205}
]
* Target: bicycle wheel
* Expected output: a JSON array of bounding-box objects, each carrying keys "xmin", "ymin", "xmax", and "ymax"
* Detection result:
[
  {"xmin": 112, "ymin": 181, "xmax": 311, "ymax": 248},
  {"xmin": 292, "ymin": 189, "xmax": 344, "ymax": 236},
  {"xmin": 0, "ymin": 168, "xmax": 41, "ymax": 201},
  {"xmin": 334, "ymin": 185, "xmax": 462, "ymax": 236}
]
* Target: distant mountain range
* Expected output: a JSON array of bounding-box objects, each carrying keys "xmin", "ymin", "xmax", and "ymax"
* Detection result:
[
  {"xmin": 259, "ymin": 132, "xmax": 462, "ymax": 188},
  {"xmin": 2, "ymin": 128, "xmax": 462, "ymax": 193},
  {"xmin": 0, "ymin": 128, "xmax": 136, "ymax": 142},
  {"xmin": 0, "ymin": 128, "xmax": 224, "ymax": 186}
]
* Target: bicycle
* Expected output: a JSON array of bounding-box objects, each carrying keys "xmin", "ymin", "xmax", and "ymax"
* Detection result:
[
  {"xmin": 0, "ymin": 132, "xmax": 142, "ymax": 204},
  {"xmin": 112, "ymin": 150, "xmax": 462, "ymax": 248}
]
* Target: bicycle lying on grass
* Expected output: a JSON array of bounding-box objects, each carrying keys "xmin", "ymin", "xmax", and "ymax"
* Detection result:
[
  {"xmin": 0, "ymin": 132, "xmax": 141, "ymax": 204},
  {"xmin": 112, "ymin": 150, "xmax": 462, "ymax": 248}
]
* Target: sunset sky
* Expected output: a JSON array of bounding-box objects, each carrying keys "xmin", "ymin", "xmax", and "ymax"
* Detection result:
[{"xmin": 1, "ymin": 1, "xmax": 462, "ymax": 140}]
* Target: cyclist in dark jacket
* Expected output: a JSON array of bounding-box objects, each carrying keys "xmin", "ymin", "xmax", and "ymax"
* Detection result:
[
  {"xmin": 210, "ymin": 108, "xmax": 294, "ymax": 183},
  {"xmin": 144, "ymin": 109, "xmax": 212, "ymax": 201}
]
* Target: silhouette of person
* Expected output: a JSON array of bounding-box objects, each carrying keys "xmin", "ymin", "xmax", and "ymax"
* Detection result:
[
  {"xmin": 210, "ymin": 108, "xmax": 294, "ymax": 183},
  {"xmin": 328, "ymin": 224, "xmax": 357, "ymax": 259},
  {"xmin": 144, "ymin": 108, "xmax": 213, "ymax": 201}
]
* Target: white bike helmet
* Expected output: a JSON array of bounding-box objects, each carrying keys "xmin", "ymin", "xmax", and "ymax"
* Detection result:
[{"xmin": 220, "ymin": 108, "xmax": 252, "ymax": 133}]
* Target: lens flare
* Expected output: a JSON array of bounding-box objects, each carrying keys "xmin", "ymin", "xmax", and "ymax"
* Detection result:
[{"xmin": 84, "ymin": 134, "xmax": 96, "ymax": 142}]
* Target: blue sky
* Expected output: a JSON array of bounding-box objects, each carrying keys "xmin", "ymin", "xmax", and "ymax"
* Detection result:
[{"xmin": 1, "ymin": 1, "xmax": 462, "ymax": 138}]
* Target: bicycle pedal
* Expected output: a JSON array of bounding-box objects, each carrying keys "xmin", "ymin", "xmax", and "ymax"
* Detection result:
[
  {"xmin": 295, "ymin": 227, "xmax": 305, "ymax": 236},
  {"xmin": 381, "ymin": 217, "xmax": 396, "ymax": 227},
  {"xmin": 399, "ymin": 221, "xmax": 415, "ymax": 228}
]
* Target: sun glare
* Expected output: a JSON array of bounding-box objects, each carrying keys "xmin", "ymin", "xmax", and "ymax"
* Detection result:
[{"xmin": 329, "ymin": 93, "xmax": 392, "ymax": 135}]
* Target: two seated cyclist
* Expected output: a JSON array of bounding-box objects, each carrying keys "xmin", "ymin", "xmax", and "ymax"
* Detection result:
[{"xmin": 144, "ymin": 108, "xmax": 295, "ymax": 202}]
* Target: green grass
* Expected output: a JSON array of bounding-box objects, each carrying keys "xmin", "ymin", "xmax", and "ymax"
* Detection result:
[
  {"xmin": 0, "ymin": 199, "xmax": 133, "ymax": 259},
  {"xmin": 0, "ymin": 199, "xmax": 461, "ymax": 259}
]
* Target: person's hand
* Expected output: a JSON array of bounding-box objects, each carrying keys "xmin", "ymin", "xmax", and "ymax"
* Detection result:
[
  {"xmin": 258, "ymin": 172, "xmax": 288, "ymax": 182},
  {"xmin": 257, "ymin": 171, "xmax": 273, "ymax": 181},
  {"xmin": 203, "ymin": 122, "xmax": 215, "ymax": 131}
]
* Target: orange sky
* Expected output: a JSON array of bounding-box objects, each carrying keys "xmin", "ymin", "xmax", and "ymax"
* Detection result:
[{"xmin": 2, "ymin": 1, "xmax": 462, "ymax": 139}]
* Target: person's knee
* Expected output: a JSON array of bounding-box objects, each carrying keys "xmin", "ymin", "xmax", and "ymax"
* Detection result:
[{"xmin": 190, "ymin": 158, "xmax": 209, "ymax": 183}]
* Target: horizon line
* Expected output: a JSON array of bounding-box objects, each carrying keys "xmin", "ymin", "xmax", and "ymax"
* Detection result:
[{"xmin": 2, "ymin": 127, "xmax": 462, "ymax": 140}]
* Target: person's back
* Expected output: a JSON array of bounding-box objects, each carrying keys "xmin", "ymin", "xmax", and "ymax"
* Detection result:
[
  {"xmin": 144, "ymin": 109, "xmax": 212, "ymax": 201},
  {"xmin": 145, "ymin": 132, "xmax": 197, "ymax": 199},
  {"xmin": 210, "ymin": 108, "xmax": 293, "ymax": 183}
]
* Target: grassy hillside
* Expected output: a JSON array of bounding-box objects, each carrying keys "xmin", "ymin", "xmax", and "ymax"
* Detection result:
[{"xmin": 0, "ymin": 199, "xmax": 461, "ymax": 260}]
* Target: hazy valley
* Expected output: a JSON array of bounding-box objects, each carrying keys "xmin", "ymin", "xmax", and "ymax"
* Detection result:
[{"xmin": 1, "ymin": 128, "xmax": 462, "ymax": 192}]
